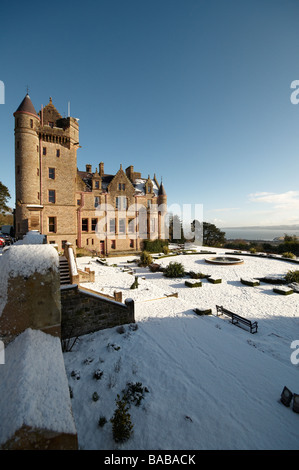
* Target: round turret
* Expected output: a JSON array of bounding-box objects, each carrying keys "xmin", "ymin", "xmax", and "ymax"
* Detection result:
[{"xmin": 14, "ymin": 94, "xmax": 41, "ymax": 236}]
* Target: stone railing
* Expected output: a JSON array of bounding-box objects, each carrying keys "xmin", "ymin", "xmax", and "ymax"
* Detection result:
[{"xmin": 64, "ymin": 242, "xmax": 95, "ymax": 284}]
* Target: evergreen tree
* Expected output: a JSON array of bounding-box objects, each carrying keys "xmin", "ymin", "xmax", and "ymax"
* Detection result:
[
  {"xmin": 0, "ymin": 182, "xmax": 10, "ymax": 214},
  {"xmin": 202, "ymin": 222, "xmax": 226, "ymax": 247},
  {"xmin": 110, "ymin": 395, "xmax": 134, "ymax": 443}
]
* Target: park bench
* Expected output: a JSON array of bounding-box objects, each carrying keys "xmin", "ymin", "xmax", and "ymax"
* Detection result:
[{"xmin": 216, "ymin": 305, "xmax": 258, "ymax": 334}]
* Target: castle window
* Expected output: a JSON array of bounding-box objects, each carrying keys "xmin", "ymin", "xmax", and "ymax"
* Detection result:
[
  {"xmin": 48, "ymin": 122, "xmax": 54, "ymax": 128},
  {"xmin": 48, "ymin": 190, "xmax": 56, "ymax": 203},
  {"xmin": 17, "ymin": 141, "xmax": 19, "ymax": 149},
  {"xmin": 48, "ymin": 217, "xmax": 56, "ymax": 233},
  {"xmin": 109, "ymin": 218, "xmax": 116, "ymax": 234},
  {"xmin": 49, "ymin": 168, "xmax": 55, "ymax": 179},
  {"xmin": 118, "ymin": 183, "xmax": 125, "ymax": 191},
  {"xmin": 91, "ymin": 218, "xmax": 98, "ymax": 231},
  {"xmin": 77, "ymin": 199, "xmax": 81, "ymax": 206},
  {"xmin": 119, "ymin": 218, "xmax": 126, "ymax": 234},
  {"xmin": 17, "ymin": 166, "xmax": 20, "ymax": 174},
  {"xmin": 30, "ymin": 119, "xmax": 33, "ymax": 128},
  {"xmin": 82, "ymin": 218, "xmax": 88, "ymax": 232},
  {"xmin": 128, "ymin": 218, "xmax": 135, "ymax": 233},
  {"xmin": 116, "ymin": 196, "xmax": 127, "ymax": 210},
  {"xmin": 150, "ymin": 218, "xmax": 156, "ymax": 233},
  {"xmin": 111, "ymin": 240, "xmax": 116, "ymax": 249},
  {"xmin": 94, "ymin": 196, "xmax": 100, "ymax": 208},
  {"xmin": 56, "ymin": 149, "xmax": 60, "ymax": 157},
  {"xmin": 95, "ymin": 180, "xmax": 100, "ymax": 189},
  {"xmin": 43, "ymin": 147, "xmax": 47, "ymax": 156},
  {"xmin": 130, "ymin": 239, "xmax": 134, "ymax": 248}
]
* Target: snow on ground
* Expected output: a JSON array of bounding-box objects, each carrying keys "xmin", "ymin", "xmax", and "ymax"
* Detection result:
[{"xmin": 64, "ymin": 247, "xmax": 299, "ymax": 450}]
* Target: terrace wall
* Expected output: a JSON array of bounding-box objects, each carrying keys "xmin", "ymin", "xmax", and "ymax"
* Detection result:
[{"xmin": 61, "ymin": 285, "xmax": 135, "ymax": 339}]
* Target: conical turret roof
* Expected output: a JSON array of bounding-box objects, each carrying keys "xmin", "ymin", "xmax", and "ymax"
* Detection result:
[
  {"xmin": 158, "ymin": 181, "xmax": 166, "ymax": 196},
  {"xmin": 14, "ymin": 93, "xmax": 38, "ymax": 116}
]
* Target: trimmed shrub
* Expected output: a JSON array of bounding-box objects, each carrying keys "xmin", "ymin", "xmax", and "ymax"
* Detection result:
[
  {"xmin": 185, "ymin": 280, "xmax": 202, "ymax": 288},
  {"xmin": 122, "ymin": 382, "xmax": 149, "ymax": 407},
  {"xmin": 285, "ymin": 270, "xmax": 299, "ymax": 284},
  {"xmin": 189, "ymin": 271, "xmax": 209, "ymax": 279},
  {"xmin": 282, "ymin": 252, "xmax": 296, "ymax": 259},
  {"xmin": 110, "ymin": 395, "xmax": 134, "ymax": 443},
  {"xmin": 139, "ymin": 251, "xmax": 153, "ymax": 267},
  {"xmin": 130, "ymin": 276, "xmax": 139, "ymax": 289},
  {"xmin": 163, "ymin": 261, "xmax": 185, "ymax": 278},
  {"xmin": 143, "ymin": 239, "xmax": 169, "ymax": 253},
  {"xmin": 162, "ymin": 245, "xmax": 170, "ymax": 255},
  {"xmin": 273, "ymin": 286, "xmax": 294, "ymax": 295},
  {"xmin": 98, "ymin": 416, "xmax": 107, "ymax": 427}
]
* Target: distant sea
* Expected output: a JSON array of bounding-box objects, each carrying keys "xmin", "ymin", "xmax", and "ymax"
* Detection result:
[{"xmin": 223, "ymin": 228, "xmax": 299, "ymax": 241}]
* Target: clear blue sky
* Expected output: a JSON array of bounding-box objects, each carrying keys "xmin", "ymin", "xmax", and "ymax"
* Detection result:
[{"xmin": 1, "ymin": 0, "xmax": 299, "ymax": 227}]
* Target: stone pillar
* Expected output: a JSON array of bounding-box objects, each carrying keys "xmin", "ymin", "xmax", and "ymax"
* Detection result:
[{"xmin": 0, "ymin": 244, "xmax": 61, "ymax": 345}]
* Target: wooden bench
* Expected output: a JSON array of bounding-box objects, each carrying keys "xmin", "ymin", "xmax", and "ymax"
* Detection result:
[{"xmin": 216, "ymin": 305, "xmax": 258, "ymax": 334}]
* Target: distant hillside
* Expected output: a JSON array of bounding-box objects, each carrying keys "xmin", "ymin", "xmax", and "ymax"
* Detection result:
[{"xmin": 222, "ymin": 225, "xmax": 299, "ymax": 231}]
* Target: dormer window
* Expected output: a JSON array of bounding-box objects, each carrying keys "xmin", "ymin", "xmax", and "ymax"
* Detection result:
[
  {"xmin": 48, "ymin": 121, "xmax": 54, "ymax": 128},
  {"xmin": 119, "ymin": 183, "xmax": 125, "ymax": 191}
]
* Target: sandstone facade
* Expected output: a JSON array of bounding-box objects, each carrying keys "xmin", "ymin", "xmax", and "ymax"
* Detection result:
[{"xmin": 14, "ymin": 94, "xmax": 167, "ymax": 253}]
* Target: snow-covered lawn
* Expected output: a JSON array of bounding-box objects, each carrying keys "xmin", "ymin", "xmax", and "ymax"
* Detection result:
[{"xmin": 63, "ymin": 247, "xmax": 299, "ymax": 450}]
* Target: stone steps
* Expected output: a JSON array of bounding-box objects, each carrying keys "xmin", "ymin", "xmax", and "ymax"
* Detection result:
[{"xmin": 59, "ymin": 256, "xmax": 71, "ymax": 285}]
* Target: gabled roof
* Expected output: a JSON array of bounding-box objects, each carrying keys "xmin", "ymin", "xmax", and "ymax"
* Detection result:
[
  {"xmin": 14, "ymin": 94, "xmax": 38, "ymax": 117},
  {"xmin": 77, "ymin": 170, "xmax": 114, "ymax": 192},
  {"xmin": 77, "ymin": 166, "xmax": 164, "ymax": 197}
]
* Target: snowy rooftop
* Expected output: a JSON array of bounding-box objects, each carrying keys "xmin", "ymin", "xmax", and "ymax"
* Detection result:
[
  {"xmin": 133, "ymin": 178, "xmax": 159, "ymax": 196},
  {"xmin": 0, "ymin": 328, "xmax": 77, "ymax": 446}
]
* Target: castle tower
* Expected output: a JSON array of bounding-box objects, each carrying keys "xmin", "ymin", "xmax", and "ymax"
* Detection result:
[
  {"xmin": 157, "ymin": 180, "xmax": 167, "ymax": 240},
  {"xmin": 14, "ymin": 94, "xmax": 41, "ymax": 236},
  {"xmin": 39, "ymin": 97, "xmax": 79, "ymax": 248},
  {"xmin": 14, "ymin": 94, "xmax": 80, "ymax": 248}
]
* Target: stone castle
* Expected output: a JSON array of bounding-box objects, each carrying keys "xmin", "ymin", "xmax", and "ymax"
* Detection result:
[{"xmin": 14, "ymin": 93, "xmax": 167, "ymax": 254}]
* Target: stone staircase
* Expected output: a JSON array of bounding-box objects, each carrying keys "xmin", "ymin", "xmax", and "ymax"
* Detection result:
[{"xmin": 59, "ymin": 256, "xmax": 71, "ymax": 285}]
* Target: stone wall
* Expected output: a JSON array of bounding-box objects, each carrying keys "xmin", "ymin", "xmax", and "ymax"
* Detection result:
[
  {"xmin": 0, "ymin": 244, "xmax": 61, "ymax": 345},
  {"xmin": 61, "ymin": 285, "xmax": 135, "ymax": 339}
]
